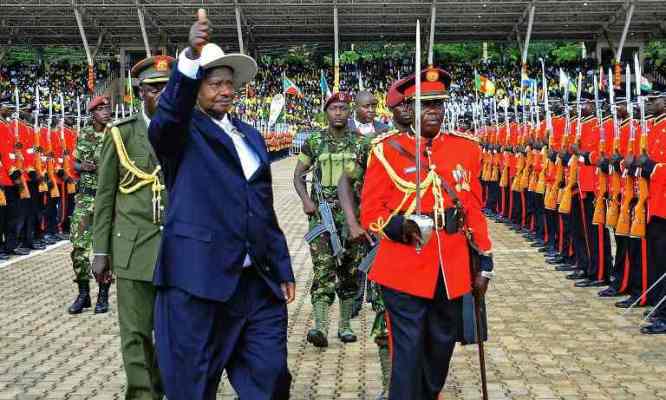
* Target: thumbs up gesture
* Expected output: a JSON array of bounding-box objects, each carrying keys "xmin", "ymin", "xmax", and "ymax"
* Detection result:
[{"xmin": 188, "ymin": 9, "xmax": 210, "ymax": 58}]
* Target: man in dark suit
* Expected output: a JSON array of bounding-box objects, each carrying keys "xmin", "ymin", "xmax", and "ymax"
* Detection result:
[{"xmin": 148, "ymin": 10, "xmax": 295, "ymax": 400}]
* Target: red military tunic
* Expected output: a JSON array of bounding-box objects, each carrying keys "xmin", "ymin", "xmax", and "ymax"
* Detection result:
[
  {"xmin": 63, "ymin": 125, "xmax": 79, "ymax": 180},
  {"xmin": 508, "ymin": 121, "xmax": 519, "ymax": 178},
  {"xmin": 545, "ymin": 115, "xmax": 566, "ymax": 186},
  {"xmin": 17, "ymin": 121, "xmax": 36, "ymax": 179},
  {"xmin": 578, "ymin": 116, "xmax": 599, "ymax": 194},
  {"xmin": 361, "ymin": 130, "xmax": 492, "ymax": 300},
  {"xmin": 0, "ymin": 120, "xmax": 16, "ymax": 187},
  {"xmin": 646, "ymin": 115, "xmax": 666, "ymax": 220},
  {"xmin": 49, "ymin": 125, "xmax": 65, "ymax": 185}
]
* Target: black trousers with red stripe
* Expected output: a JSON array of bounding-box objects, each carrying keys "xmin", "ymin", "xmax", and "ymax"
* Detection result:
[
  {"xmin": 533, "ymin": 193, "xmax": 546, "ymax": 241},
  {"xmin": 647, "ymin": 217, "xmax": 666, "ymax": 308},
  {"xmin": 485, "ymin": 181, "xmax": 500, "ymax": 214},
  {"xmin": 382, "ymin": 274, "xmax": 463, "ymax": 400},
  {"xmin": 582, "ymin": 194, "xmax": 612, "ymax": 282},
  {"xmin": 570, "ymin": 193, "xmax": 590, "ymax": 274},
  {"xmin": 610, "ymin": 235, "xmax": 631, "ymax": 294}
]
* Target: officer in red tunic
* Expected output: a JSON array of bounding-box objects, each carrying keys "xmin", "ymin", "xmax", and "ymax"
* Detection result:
[
  {"xmin": 360, "ymin": 68, "xmax": 493, "ymax": 399},
  {"xmin": 636, "ymin": 93, "xmax": 666, "ymax": 334}
]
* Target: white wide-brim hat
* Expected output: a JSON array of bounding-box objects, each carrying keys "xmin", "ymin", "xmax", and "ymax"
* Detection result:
[{"xmin": 200, "ymin": 43, "xmax": 258, "ymax": 89}]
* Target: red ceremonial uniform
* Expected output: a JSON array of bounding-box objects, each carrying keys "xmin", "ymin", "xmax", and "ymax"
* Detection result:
[
  {"xmin": 361, "ymin": 130, "xmax": 492, "ymax": 300},
  {"xmin": 508, "ymin": 121, "xmax": 519, "ymax": 178},
  {"xmin": 647, "ymin": 115, "xmax": 666, "ymax": 220},
  {"xmin": 577, "ymin": 116, "xmax": 599, "ymax": 193},
  {"xmin": 17, "ymin": 121, "xmax": 36, "ymax": 178},
  {"xmin": 49, "ymin": 126, "xmax": 65, "ymax": 185},
  {"xmin": 63, "ymin": 126, "xmax": 79, "ymax": 180},
  {"xmin": 0, "ymin": 120, "xmax": 16, "ymax": 186},
  {"xmin": 545, "ymin": 115, "xmax": 566, "ymax": 185}
]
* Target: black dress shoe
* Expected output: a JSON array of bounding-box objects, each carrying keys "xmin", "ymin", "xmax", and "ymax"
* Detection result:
[
  {"xmin": 531, "ymin": 241, "xmax": 545, "ymax": 248},
  {"xmin": 42, "ymin": 237, "xmax": 58, "ymax": 245},
  {"xmin": 54, "ymin": 233, "xmax": 69, "ymax": 241},
  {"xmin": 546, "ymin": 257, "xmax": 565, "ymax": 265},
  {"xmin": 615, "ymin": 296, "xmax": 640, "ymax": 308},
  {"xmin": 587, "ymin": 280, "xmax": 608, "ymax": 287},
  {"xmin": 10, "ymin": 248, "xmax": 30, "ymax": 256},
  {"xmin": 598, "ymin": 287, "xmax": 623, "ymax": 297},
  {"xmin": 574, "ymin": 279, "xmax": 594, "ymax": 287},
  {"xmin": 0, "ymin": 253, "xmax": 9, "ymax": 261},
  {"xmin": 544, "ymin": 251, "xmax": 560, "ymax": 259},
  {"xmin": 566, "ymin": 271, "xmax": 587, "ymax": 280},
  {"xmin": 28, "ymin": 243, "xmax": 46, "ymax": 250},
  {"xmin": 555, "ymin": 265, "xmax": 576, "ymax": 272},
  {"xmin": 640, "ymin": 319, "xmax": 666, "ymax": 334}
]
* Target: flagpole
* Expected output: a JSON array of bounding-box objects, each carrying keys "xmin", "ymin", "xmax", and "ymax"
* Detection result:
[{"xmin": 333, "ymin": 3, "xmax": 340, "ymax": 92}]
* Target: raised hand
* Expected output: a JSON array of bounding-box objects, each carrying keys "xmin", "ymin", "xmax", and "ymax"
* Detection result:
[{"xmin": 189, "ymin": 8, "xmax": 210, "ymax": 58}]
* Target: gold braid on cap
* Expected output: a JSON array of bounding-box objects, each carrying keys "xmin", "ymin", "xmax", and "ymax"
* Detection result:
[{"xmin": 110, "ymin": 126, "xmax": 164, "ymax": 223}]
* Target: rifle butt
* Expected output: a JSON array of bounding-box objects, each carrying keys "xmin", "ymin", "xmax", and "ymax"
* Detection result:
[
  {"xmin": 592, "ymin": 197, "xmax": 606, "ymax": 226},
  {"xmin": 558, "ymin": 189, "xmax": 572, "ymax": 214},
  {"xmin": 605, "ymin": 200, "xmax": 619, "ymax": 228},
  {"xmin": 629, "ymin": 205, "xmax": 646, "ymax": 238}
]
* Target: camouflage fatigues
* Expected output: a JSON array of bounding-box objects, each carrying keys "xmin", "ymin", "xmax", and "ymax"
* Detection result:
[
  {"xmin": 70, "ymin": 126, "xmax": 106, "ymax": 283},
  {"xmin": 299, "ymin": 129, "xmax": 371, "ymax": 306}
]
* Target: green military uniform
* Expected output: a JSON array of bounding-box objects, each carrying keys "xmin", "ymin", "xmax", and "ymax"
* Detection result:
[
  {"xmin": 93, "ymin": 114, "xmax": 166, "ymax": 400},
  {"xmin": 70, "ymin": 125, "xmax": 105, "ymax": 283},
  {"xmin": 92, "ymin": 54, "xmax": 173, "ymax": 400},
  {"xmin": 299, "ymin": 128, "xmax": 371, "ymax": 343}
]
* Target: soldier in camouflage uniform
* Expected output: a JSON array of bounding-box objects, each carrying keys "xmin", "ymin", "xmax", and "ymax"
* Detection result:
[
  {"xmin": 294, "ymin": 92, "xmax": 371, "ymax": 348},
  {"xmin": 68, "ymin": 96, "xmax": 112, "ymax": 315},
  {"xmin": 337, "ymin": 78, "xmax": 411, "ymax": 400}
]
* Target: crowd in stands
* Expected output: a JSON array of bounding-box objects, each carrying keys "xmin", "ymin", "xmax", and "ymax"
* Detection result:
[
  {"xmin": 3, "ymin": 54, "xmax": 663, "ymax": 151},
  {"xmin": 0, "ymin": 60, "xmax": 117, "ymax": 116}
]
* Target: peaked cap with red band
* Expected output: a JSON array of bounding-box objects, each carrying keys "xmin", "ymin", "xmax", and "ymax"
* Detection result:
[
  {"xmin": 399, "ymin": 67, "xmax": 452, "ymax": 101},
  {"xmin": 385, "ymin": 77, "xmax": 410, "ymax": 108}
]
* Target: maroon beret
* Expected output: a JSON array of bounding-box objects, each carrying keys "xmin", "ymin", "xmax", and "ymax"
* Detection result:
[
  {"xmin": 87, "ymin": 96, "xmax": 110, "ymax": 112},
  {"xmin": 386, "ymin": 77, "xmax": 409, "ymax": 108},
  {"xmin": 324, "ymin": 91, "xmax": 352, "ymax": 111}
]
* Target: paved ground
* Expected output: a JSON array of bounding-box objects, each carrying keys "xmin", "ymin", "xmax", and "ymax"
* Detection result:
[{"xmin": 1, "ymin": 156, "xmax": 665, "ymax": 400}]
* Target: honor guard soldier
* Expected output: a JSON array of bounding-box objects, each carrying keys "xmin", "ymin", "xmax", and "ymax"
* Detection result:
[
  {"xmin": 67, "ymin": 96, "xmax": 112, "ymax": 315},
  {"xmin": 360, "ymin": 68, "xmax": 494, "ymax": 399},
  {"xmin": 294, "ymin": 91, "xmax": 370, "ymax": 347},
  {"xmin": 92, "ymin": 56, "xmax": 174, "ymax": 400},
  {"xmin": 638, "ymin": 92, "xmax": 666, "ymax": 334}
]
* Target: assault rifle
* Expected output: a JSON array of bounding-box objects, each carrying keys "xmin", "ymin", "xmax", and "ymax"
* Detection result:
[{"xmin": 303, "ymin": 169, "xmax": 344, "ymax": 264}]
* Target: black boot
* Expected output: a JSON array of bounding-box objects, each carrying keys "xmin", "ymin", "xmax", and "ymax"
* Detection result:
[
  {"xmin": 68, "ymin": 281, "xmax": 91, "ymax": 314},
  {"xmin": 94, "ymin": 283, "xmax": 111, "ymax": 314}
]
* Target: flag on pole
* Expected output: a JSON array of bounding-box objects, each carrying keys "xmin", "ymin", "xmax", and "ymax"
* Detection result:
[
  {"xmin": 475, "ymin": 73, "xmax": 496, "ymax": 96},
  {"xmin": 558, "ymin": 68, "xmax": 569, "ymax": 89},
  {"xmin": 358, "ymin": 68, "xmax": 364, "ymax": 91},
  {"xmin": 123, "ymin": 72, "xmax": 134, "ymax": 104},
  {"xmin": 283, "ymin": 75, "xmax": 303, "ymax": 97},
  {"xmin": 319, "ymin": 70, "xmax": 331, "ymax": 98}
]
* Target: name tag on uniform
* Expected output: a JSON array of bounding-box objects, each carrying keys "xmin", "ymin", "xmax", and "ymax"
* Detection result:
[
  {"xmin": 404, "ymin": 166, "xmax": 416, "ymax": 174},
  {"xmin": 26, "ymin": 148, "xmax": 34, "ymax": 154},
  {"xmin": 58, "ymin": 158, "xmax": 63, "ymax": 163},
  {"xmin": 9, "ymin": 153, "xmax": 15, "ymax": 160}
]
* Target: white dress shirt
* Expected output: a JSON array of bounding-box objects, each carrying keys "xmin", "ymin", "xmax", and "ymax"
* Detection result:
[
  {"xmin": 355, "ymin": 118, "xmax": 375, "ymax": 136},
  {"xmin": 178, "ymin": 50, "xmax": 259, "ymax": 267}
]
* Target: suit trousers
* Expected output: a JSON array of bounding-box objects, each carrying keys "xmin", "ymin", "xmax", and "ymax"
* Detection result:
[
  {"xmin": 154, "ymin": 266, "xmax": 290, "ymax": 400},
  {"xmin": 382, "ymin": 273, "xmax": 463, "ymax": 400},
  {"xmin": 117, "ymin": 278, "xmax": 164, "ymax": 400}
]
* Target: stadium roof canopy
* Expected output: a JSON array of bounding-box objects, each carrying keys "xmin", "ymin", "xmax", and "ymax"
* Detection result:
[{"xmin": 2, "ymin": 0, "xmax": 666, "ymax": 54}]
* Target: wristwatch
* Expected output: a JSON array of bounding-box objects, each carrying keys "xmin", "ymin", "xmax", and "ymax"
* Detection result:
[{"xmin": 481, "ymin": 270, "xmax": 496, "ymax": 280}]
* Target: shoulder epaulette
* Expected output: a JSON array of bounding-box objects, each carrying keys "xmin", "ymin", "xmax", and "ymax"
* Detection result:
[
  {"xmin": 582, "ymin": 115, "xmax": 596, "ymax": 123},
  {"xmin": 449, "ymin": 130, "xmax": 480, "ymax": 143},
  {"xmin": 654, "ymin": 114, "xmax": 666, "ymax": 125},
  {"xmin": 371, "ymin": 129, "xmax": 400, "ymax": 145},
  {"xmin": 111, "ymin": 114, "xmax": 138, "ymax": 128}
]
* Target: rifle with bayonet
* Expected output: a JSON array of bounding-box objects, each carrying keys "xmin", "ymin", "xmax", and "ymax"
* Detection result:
[
  {"xmin": 490, "ymin": 98, "xmax": 501, "ymax": 182},
  {"xmin": 511, "ymin": 93, "xmax": 525, "ymax": 193},
  {"xmin": 559, "ymin": 73, "xmax": 583, "ymax": 215},
  {"xmin": 630, "ymin": 54, "xmax": 648, "ymax": 239},
  {"xmin": 45, "ymin": 95, "xmax": 60, "ymax": 198},
  {"xmin": 12, "ymin": 87, "xmax": 31, "ymax": 199},
  {"xmin": 606, "ymin": 68, "xmax": 622, "ymax": 228},
  {"xmin": 32, "ymin": 87, "xmax": 48, "ymax": 193},
  {"xmin": 615, "ymin": 65, "xmax": 635, "ymax": 237},
  {"xmin": 536, "ymin": 59, "xmax": 551, "ymax": 195},
  {"xmin": 60, "ymin": 94, "xmax": 77, "ymax": 194},
  {"xmin": 592, "ymin": 74, "xmax": 608, "ymax": 226}
]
